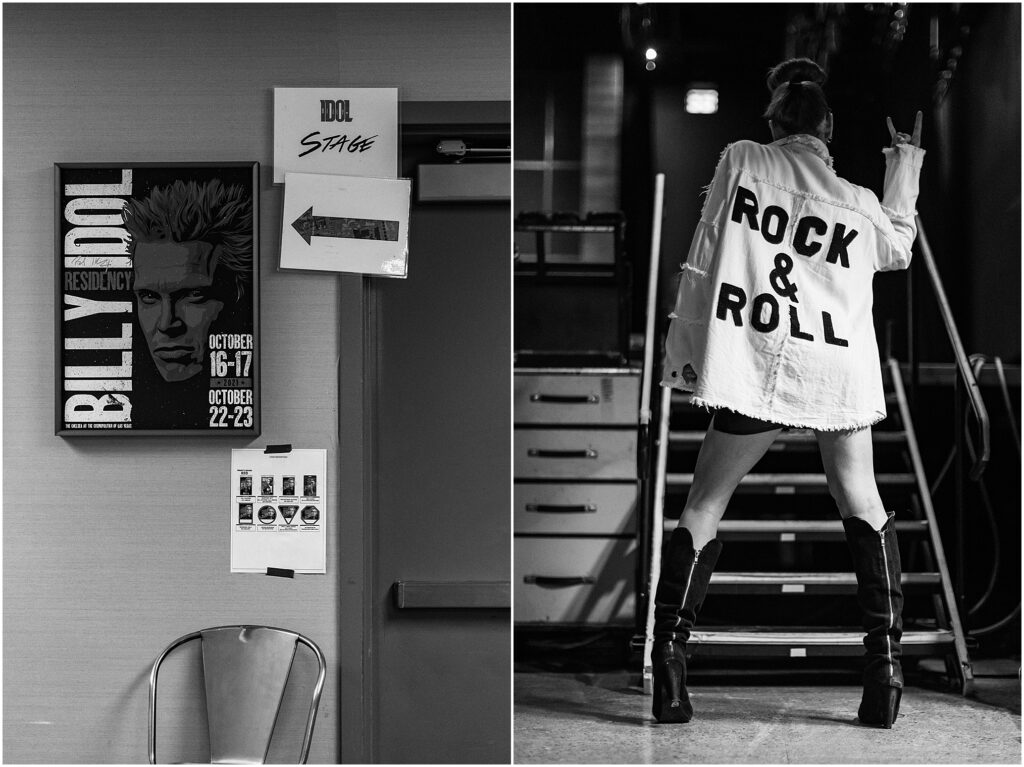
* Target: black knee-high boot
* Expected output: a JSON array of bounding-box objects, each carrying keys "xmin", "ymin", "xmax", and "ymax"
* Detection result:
[
  {"xmin": 843, "ymin": 512, "xmax": 904, "ymax": 728},
  {"xmin": 652, "ymin": 526, "xmax": 723, "ymax": 723}
]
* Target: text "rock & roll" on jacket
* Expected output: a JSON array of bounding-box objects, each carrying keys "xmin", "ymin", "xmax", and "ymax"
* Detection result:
[{"xmin": 662, "ymin": 134, "xmax": 926, "ymax": 431}]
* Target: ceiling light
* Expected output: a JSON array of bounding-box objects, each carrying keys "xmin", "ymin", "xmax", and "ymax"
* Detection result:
[{"xmin": 686, "ymin": 88, "xmax": 719, "ymax": 114}]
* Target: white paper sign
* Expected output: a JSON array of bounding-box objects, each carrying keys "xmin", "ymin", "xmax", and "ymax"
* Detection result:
[
  {"xmin": 230, "ymin": 448, "xmax": 327, "ymax": 574},
  {"xmin": 280, "ymin": 172, "xmax": 411, "ymax": 277},
  {"xmin": 273, "ymin": 87, "xmax": 398, "ymax": 183}
]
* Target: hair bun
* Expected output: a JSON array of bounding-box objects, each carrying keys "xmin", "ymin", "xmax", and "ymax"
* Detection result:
[{"xmin": 766, "ymin": 58, "xmax": 827, "ymax": 91}]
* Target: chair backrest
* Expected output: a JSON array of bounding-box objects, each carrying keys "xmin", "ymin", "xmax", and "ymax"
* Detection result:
[{"xmin": 149, "ymin": 625, "xmax": 325, "ymax": 764}]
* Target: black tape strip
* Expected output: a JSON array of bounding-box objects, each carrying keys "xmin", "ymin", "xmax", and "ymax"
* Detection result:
[
  {"xmin": 266, "ymin": 567, "xmax": 295, "ymax": 578},
  {"xmin": 264, "ymin": 444, "xmax": 292, "ymax": 454}
]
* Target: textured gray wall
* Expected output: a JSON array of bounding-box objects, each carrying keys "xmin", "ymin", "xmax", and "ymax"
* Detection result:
[{"xmin": 3, "ymin": 3, "xmax": 510, "ymax": 762}]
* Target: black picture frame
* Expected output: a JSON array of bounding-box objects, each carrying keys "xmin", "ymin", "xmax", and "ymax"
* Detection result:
[{"xmin": 55, "ymin": 162, "xmax": 261, "ymax": 436}]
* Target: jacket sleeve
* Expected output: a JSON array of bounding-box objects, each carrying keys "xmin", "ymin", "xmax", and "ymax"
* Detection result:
[
  {"xmin": 693, "ymin": 143, "xmax": 741, "ymax": 258},
  {"xmin": 671, "ymin": 143, "xmax": 738, "ymax": 324},
  {"xmin": 663, "ymin": 144, "xmax": 740, "ymax": 389},
  {"xmin": 683, "ymin": 143, "xmax": 740, "ymax": 273},
  {"xmin": 874, "ymin": 144, "xmax": 926, "ymax": 272}
]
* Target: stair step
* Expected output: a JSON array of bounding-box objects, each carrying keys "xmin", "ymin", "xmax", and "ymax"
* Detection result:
[
  {"xmin": 649, "ymin": 370, "xmax": 971, "ymax": 689},
  {"xmin": 669, "ymin": 429, "xmax": 907, "ymax": 448},
  {"xmin": 662, "ymin": 518, "xmax": 930, "ymax": 540},
  {"xmin": 666, "ymin": 472, "xmax": 915, "ymax": 493},
  {"xmin": 687, "ymin": 628, "xmax": 955, "ymax": 657},
  {"xmin": 708, "ymin": 571, "xmax": 940, "ymax": 594}
]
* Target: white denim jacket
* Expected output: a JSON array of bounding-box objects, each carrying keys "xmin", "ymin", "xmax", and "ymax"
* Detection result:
[{"xmin": 661, "ymin": 135, "xmax": 926, "ymax": 431}]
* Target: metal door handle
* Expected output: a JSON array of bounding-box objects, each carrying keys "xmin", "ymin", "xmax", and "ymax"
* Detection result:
[
  {"xmin": 530, "ymin": 393, "xmax": 600, "ymax": 404},
  {"xmin": 523, "ymin": 575, "xmax": 595, "ymax": 586},
  {"xmin": 525, "ymin": 503, "xmax": 598, "ymax": 514},
  {"xmin": 527, "ymin": 448, "xmax": 598, "ymax": 459}
]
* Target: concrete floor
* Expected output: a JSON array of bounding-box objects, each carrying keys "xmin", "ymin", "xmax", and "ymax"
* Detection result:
[{"xmin": 514, "ymin": 661, "xmax": 1021, "ymax": 764}]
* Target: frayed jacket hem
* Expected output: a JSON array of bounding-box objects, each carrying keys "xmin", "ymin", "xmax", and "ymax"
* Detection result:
[{"xmin": 659, "ymin": 381, "xmax": 886, "ymax": 432}]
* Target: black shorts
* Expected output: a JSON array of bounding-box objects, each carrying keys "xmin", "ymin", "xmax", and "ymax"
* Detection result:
[{"xmin": 711, "ymin": 409, "xmax": 783, "ymax": 435}]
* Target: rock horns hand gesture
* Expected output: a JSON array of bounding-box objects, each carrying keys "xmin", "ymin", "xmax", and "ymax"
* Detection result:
[{"xmin": 887, "ymin": 111, "xmax": 923, "ymax": 148}]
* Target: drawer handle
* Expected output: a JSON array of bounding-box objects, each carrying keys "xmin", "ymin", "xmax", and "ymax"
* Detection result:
[
  {"xmin": 525, "ymin": 503, "xmax": 598, "ymax": 514},
  {"xmin": 530, "ymin": 393, "xmax": 600, "ymax": 405},
  {"xmin": 527, "ymin": 448, "xmax": 598, "ymax": 459},
  {"xmin": 523, "ymin": 575, "xmax": 595, "ymax": 587}
]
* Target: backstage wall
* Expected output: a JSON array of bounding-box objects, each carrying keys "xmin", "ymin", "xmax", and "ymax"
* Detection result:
[{"xmin": 3, "ymin": 3, "xmax": 510, "ymax": 763}]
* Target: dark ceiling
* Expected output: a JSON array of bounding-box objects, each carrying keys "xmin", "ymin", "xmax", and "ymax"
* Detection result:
[
  {"xmin": 515, "ymin": 3, "xmax": 789, "ymax": 81},
  {"xmin": 514, "ymin": 3, "xmax": 991, "ymax": 99}
]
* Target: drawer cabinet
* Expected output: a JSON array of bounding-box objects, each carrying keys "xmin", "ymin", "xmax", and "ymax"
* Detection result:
[
  {"xmin": 515, "ymin": 537, "xmax": 637, "ymax": 625},
  {"xmin": 514, "ymin": 367, "xmax": 640, "ymax": 627},
  {"xmin": 514, "ymin": 483, "xmax": 638, "ymax": 535},
  {"xmin": 514, "ymin": 372, "xmax": 640, "ymax": 424},
  {"xmin": 514, "ymin": 428, "xmax": 637, "ymax": 480}
]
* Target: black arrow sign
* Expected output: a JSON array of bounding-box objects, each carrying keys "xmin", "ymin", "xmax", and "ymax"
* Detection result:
[{"xmin": 291, "ymin": 207, "xmax": 400, "ymax": 245}]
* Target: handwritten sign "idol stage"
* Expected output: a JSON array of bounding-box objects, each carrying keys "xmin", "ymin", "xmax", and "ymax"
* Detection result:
[{"xmin": 273, "ymin": 87, "xmax": 398, "ymax": 183}]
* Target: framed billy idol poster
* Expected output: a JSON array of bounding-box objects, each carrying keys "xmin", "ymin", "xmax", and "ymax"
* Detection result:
[{"xmin": 55, "ymin": 162, "xmax": 260, "ymax": 436}]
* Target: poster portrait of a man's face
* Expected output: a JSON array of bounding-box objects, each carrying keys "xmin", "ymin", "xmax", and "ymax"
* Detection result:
[
  {"xmin": 124, "ymin": 179, "xmax": 251, "ymax": 383},
  {"xmin": 56, "ymin": 163, "xmax": 260, "ymax": 436}
]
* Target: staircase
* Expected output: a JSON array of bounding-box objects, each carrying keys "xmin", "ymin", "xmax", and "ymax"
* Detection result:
[{"xmin": 641, "ymin": 357, "xmax": 975, "ymax": 694}]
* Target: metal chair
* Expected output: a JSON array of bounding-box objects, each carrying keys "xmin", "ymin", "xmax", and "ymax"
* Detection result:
[{"xmin": 149, "ymin": 625, "xmax": 326, "ymax": 764}]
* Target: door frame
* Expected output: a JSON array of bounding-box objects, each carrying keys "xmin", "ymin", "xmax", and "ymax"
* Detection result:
[{"xmin": 337, "ymin": 275, "xmax": 380, "ymax": 763}]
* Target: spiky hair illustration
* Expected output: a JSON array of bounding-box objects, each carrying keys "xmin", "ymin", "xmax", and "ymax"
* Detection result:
[{"xmin": 122, "ymin": 178, "xmax": 253, "ymax": 299}]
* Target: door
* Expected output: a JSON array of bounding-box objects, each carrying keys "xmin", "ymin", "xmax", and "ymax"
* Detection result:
[{"xmin": 371, "ymin": 103, "xmax": 511, "ymax": 763}]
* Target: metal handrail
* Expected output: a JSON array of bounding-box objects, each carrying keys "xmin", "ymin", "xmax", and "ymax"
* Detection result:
[
  {"xmin": 888, "ymin": 358, "xmax": 974, "ymax": 694},
  {"xmin": 642, "ymin": 384, "xmax": 674, "ymax": 694},
  {"xmin": 637, "ymin": 174, "xmax": 666, "ymax": 481},
  {"xmin": 914, "ymin": 216, "xmax": 990, "ymax": 480}
]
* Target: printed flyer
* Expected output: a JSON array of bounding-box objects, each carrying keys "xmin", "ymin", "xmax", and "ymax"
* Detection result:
[
  {"xmin": 230, "ymin": 448, "xmax": 327, "ymax": 574},
  {"xmin": 55, "ymin": 163, "xmax": 260, "ymax": 436}
]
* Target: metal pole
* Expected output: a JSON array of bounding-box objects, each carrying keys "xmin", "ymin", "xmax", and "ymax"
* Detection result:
[
  {"xmin": 915, "ymin": 217, "xmax": 989, "ymax": 479},
  {"xmin": 638, "ymin": 174, "xmax": 666, "ymax": 480},
  {"xmin": 908, "ymin": 264, "xmax": 917, "ymax": 410},
  {"xmin": 953, "ymin": 375, "xmax": 966, "ymax": 630},
  {"xmin": 639, "ymin": 175, "xmax": 665, "ymax": 429}
]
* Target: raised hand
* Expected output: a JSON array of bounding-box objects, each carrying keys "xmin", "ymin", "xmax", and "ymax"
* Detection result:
[{"xmin": 886, "ymin": 111, "xmax": 923, "ymax": 148}]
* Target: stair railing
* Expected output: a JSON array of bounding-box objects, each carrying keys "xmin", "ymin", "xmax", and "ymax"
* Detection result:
[
  {"xmin": 637, "ymin": 174, "xmax": 666, "ymax": 659},
  {"xmin": 888, "ymin": 357, "xmax": 974, "ymax": 693},
  {"xmin": 637, "ymin": 173, "xmax": 666, "ymax": 482},
  {"xmin": 909, "ymin": 215, "xmax": 991, "ymax": 631},
  {"xmin": 911, "ymin": 216, "xmax": 990, "ymax": 479}
]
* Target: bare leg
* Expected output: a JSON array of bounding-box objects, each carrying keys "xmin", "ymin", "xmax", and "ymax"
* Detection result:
[
  {"xmin": 677, "ymin": 426, "xmax": 783, "ymax": 548},
  {"xmin": 816, "ymin": 427, "xmax": 889, "ymax": 530}
]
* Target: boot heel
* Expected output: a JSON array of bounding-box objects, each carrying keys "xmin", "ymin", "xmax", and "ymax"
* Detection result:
[
  {"xmin": 881, "ymin": 686, "xmax": 902, "ymax": 729},
  {"xmin": 859, "ymin": 684, "xmax": 901, "ymax": 728},
  {"xmin": 653, "ymin": 659, "xmax": 692, "ymax": 724}
]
